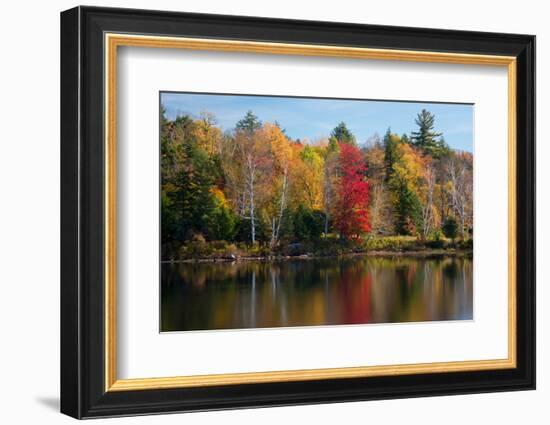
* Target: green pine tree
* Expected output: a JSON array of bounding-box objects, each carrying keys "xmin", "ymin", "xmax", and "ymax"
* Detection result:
[
  {"xmin": 329, "ymin": 121, "xmax": 356, "ymax": 148},
  {"xmin": 236, "ymin": 110, "xmax": 262, "ymax": 134},
  {"xmin": 442, "ymin": 216, "xmax": 458, "ymax": 240},
  {"xmin": 383, "ymin": 128, "xmax": 401, "ymax": 181},
  {"xmin": 393, "ymin": 181, "xmax": 422, "ymax": 235},
  {"xmin": 410, "ymin": 109, "xmax": 450, "ymax": 158},
  {"xmin": 411, "ymin": 109, "xmax": 441, "ymax": 147}
]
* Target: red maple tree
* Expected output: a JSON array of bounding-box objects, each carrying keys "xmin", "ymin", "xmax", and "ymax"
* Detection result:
[{"xmin": 334, "ymin": 143, "xmax": 371, "ymax": 239}]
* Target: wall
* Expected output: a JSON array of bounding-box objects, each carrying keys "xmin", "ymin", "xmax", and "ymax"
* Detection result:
[{"xmin": 0, "ymin": 0, "xmax": 545, "ymax": 423}]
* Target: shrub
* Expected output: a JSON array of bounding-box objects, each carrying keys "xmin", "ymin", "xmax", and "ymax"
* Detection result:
[
  {"xmin": 208, "ymin": 207, "xmax": 237, "ymax": 241},
  {"xmin": 211, "ymin": 240, "xmax": 228, "ymax": 250},
  {"xmin": 178, "ymin": 240, "xmax": 213, "ymax": 259},
  {"xmin": 425, "ymin": 229, "xmax": 445, "ymax": 249},
  {"xmin": 459, "ymin": 238, "xmax": 473, "ymax": 250},
  {"xmin": 307, "ymin": 238, "xmax": 348, "ymax": 256},
  {"xmin": 247, "ymin": 242, "xmax": 262, "ymax": 257},
  {"xmin": 442, "ymin": 217, "xmax": 458, "ymax": 240},
  {"xmin": 363, "ymin": 236, "xmax": 418, "ymax": 251},
  {"xmin": 292, "ymin": 206, "xmax": 325, "ymax": 241},
  {"xmin": 284, "ymin": 242, "xmax": 306, "ymax": 256},
  {"xmin": 226, "ymin": 244, "xmax": 239, "ymax": 255},
  {"xmin": 259, "ymin": 245, "xmax": 273, "ymax": 257}
]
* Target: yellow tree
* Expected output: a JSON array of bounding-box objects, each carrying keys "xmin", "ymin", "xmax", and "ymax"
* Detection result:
[
  {"xmin": 393, "ymin": 142, "xmax": 425, "ymax": 191},
  {"xmin": 260, "ymin": 123, "xmax": 294, "ymax": 247},
  {"xmin": 291, "ymin": 144, "xmax": 324, "ymax": 211},
  {"xmin": 390, "ymin": 141, "xmax": 425, "ymax": 235},
  {"xmin": 364, "ymin": 142, "xmax": 394, "ymax": 234},
  {"xmin": 419, "ymin": 158, "xmax": 441, "ymax": 240},
  {"xmin": 193, "ymin": 111, "xmax": 223, "ymax": 156},
  {"xmin": 226, "ymin": 111, "xmax": 269, "ymax": 244}
]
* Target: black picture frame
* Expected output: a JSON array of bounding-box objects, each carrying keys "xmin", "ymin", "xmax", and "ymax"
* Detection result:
[{"xmin": 61, "ymin": 5, "xmax": 535, "ymax": 419}]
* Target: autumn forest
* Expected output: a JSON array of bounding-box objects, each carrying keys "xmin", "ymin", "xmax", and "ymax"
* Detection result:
[{"xmin": 160, "ymin": 98, "xmax": 473, "ymax": 262}]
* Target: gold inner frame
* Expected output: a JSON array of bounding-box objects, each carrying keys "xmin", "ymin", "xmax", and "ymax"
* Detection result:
[{"xmin": 104, "ymin": 33, "xmax": 517, "ymax": 392}]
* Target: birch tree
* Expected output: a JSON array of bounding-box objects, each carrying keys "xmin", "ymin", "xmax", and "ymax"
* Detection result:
[
  {"xmin": 235, "ymin": 111, "xmax": 265, "ymax": 243},
  {"xmin": 447, "ymin": 154, "xmax": 473, "ymax": 239},
  {"xmin": 420, "ymin": 162, "xmax": 437, "ymax": 240},
  {"xmin": 262, "ymin": 123, "xmax": 293, "ymax": 247}
]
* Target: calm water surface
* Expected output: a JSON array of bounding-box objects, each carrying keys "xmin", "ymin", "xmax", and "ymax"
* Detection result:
[{"xmin": 161, "ymin": 256, "xmax": 473, "ymax": 332}]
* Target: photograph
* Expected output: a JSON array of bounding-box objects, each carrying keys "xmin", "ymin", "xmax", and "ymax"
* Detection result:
[
  {"xmin": 160, "ymin": 93, "xmax": 474, "ymax": 332},
  {"xmin": 56, "ymin": 4, "xmax": 536, "ymax": 419}
]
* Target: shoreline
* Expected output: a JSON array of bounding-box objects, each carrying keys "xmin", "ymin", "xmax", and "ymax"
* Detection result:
[{"xmin": 161, "ymin": 249, "xmax": 473, "ymax": 264}]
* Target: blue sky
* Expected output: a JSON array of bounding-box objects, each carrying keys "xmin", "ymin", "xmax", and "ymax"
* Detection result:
[{"xmin": 161, "ymin": 92, "xmax": 473, "ymax": 152}]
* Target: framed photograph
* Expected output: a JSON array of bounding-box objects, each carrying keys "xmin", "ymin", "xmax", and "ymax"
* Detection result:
[{"xmin": 60, "ymin": 6, "xmax": 535, "ymax": 419}]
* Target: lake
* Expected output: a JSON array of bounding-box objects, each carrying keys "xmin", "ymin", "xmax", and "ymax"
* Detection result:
[{"xmin": 161, "ymin": 255, "xmax": 473, "ymax": 332}]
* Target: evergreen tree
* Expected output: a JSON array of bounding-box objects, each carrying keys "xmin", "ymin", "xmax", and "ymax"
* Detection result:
[
  {"xmin": 411, "ymin": 109, "xmax": 441, "ymax": 147},
  {"xmin": 293, "ymin": 205, "xmax": 325, "ymax": 241},
  {"xmin": 436, "ymin": 135, "xmax": 451, "ymax": 158},
  {"xmin": 411, "ymin": 109, "xmax": 449, "ymax": 158},
  {"xmin": 159, "ymin": 100, "xmax": 475, "ymax": 259},
  {"xmin": 384, "ymin": 131, "xmax": 423, "ymax": 236},
  {"xmin": 236, "ymin": 110, "xmax": 262, "ymax": 134},
  {"xmin": 393, "ymin": 181, "xmax": 422, "ymax": 235},
  {"xmin": 171, "ymin": 140, "xmax": 217, "ymax": 240},
  {"xmin": 160, "ymin": 114, "xmax": 197, "ymax": 250},
  {"xmin": 160, "ymin": 113, "xmax": 224, "ymax": 246},
  {"xmin": 442, "ymin": 216, "xmax": 458, "ymax": 240},
  {"xmin": 383, "ymin": 128, "xmax": 401, "ymax": 180},
  {"xmin": 209, "ymin": 202, "xmax": 237, "ymax": 241},
  {"xmin": 273, "ymin": 120, "xmax": 288, "ymax": 137},
  {"xmin": 329, "ymin": 121, "xmax": 356, "ymax": 148}
]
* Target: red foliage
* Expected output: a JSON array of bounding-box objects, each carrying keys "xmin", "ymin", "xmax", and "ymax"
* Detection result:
[{"xmin": 334, "ymin": 143, "xmax": 371, "ymax": 239}]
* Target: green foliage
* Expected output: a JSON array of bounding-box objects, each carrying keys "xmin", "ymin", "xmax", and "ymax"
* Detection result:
[
  {"xmin": 363, "ymin": 236, "xmax": 418, "ymax": 251},
  {"xmin": 236, "ymin": 110, "xmax": 262, "ymax": 134},
  {"xmin": 458, "ymin": 238, "xmax": 473, "ymax": 250},
  {"xmin": 392, "ymin": 181, "xmax": 422, "ymax": 235},
  {"xmin": 411, "ymin": 109, "xmax": 441, "ymax": 146},
  {"xmin": 233, "ymin": 218, "xmax": 253, "ymax": 243},
  {"xmin": 329, "ymin": 121, "xmax": 356, "ymax": 149},
  {"xmin": 300, "ymin": 144, "xmax": 317, "ymax": 162},
  {"xmin": 442, "ymin": 216, "xmax": 459, "ymax": 240},
  {"xmin": 434, "ymin": 136, "xmax": 451, "ymax": 158},
  {"xmin": 178, "ymin": 240, "xmax": 214, "ymax": 259},
  {"xmin": 161, "ymin": 188, "xmax": 180, "ymax": 256},
  {"xmin": 233, "ymin": 216, "xmax": 270, "ymax": 244},
  {"xmin": 177, "ymin": 240, "xmax": 240, "ymax": 260},
  {"xmin": 384, "ymin": 130, "xmax": 424, "ymax": 236},
  {"xmin": 431, "ymin": 228, "xmax": 444, "ymax": 241},
  {"xmin": 207, "ymin": 200, "xmax": 237, "ymax": 241},
  {"xmin": 383, "ymin": 128, "xmax": 401, "ymax": 179},
  {"xmin": 161, "ymin": 113, "xmax": 222, "ymax": 245},
  {"xmin": 160, "ymin": 105, "xmax": 473, "ymax": 260},
  {"xmin": 425, "ymin": 229, "xmax": 445, "ymax": 249},
  {"xmin": 411, "ymin": 109, "xmax": 450, "ymax": 158},
  {"xmin": 292, "ymin": 205, "xmax": 325, "ymax": 241},
  {"xmin": 170, "ymin": 140, "xmax": 217, "ymax": 240}
]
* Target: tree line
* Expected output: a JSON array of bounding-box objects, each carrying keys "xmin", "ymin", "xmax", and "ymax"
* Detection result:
[{"xmin": 161, "ymin": 107, "xmax": 473, "ymax": 259}]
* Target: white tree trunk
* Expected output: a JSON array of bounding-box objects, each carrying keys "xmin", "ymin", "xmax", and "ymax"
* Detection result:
[
  {"xmin": 247, "ymin": 154, "xmax": 256, "ymax": 244},
  {"xmin": 421, "ymin": 166, "xmax": 435, "ymax": 240},
  {"xmin": 448, "ymin": 159, "xmax": 468, "ymax": 240}
]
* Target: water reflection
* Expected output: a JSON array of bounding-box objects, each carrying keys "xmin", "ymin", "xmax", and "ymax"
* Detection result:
[{"xmin": 161, "ymin": 256, "xmax": 473, "ymax": 332}]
